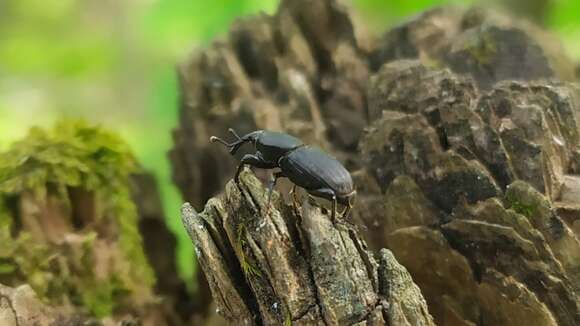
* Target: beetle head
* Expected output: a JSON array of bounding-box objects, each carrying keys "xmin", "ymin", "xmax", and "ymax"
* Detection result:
[{"xmin": 210, "ymin": 129, "xmax": 261, "ymax": 155}]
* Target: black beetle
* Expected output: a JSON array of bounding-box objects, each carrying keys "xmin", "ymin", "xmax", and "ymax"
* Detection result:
[{"xmin": 210, "ymin": 129, "xmax": 355, "ymax": 222}]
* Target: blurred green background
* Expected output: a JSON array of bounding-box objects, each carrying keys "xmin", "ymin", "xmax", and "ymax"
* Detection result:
[{"xmin": 1, "ymin": 0, "xmax": 579, "ymax": 288}]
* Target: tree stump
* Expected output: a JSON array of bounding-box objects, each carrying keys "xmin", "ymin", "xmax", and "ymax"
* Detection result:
[
  {"xmin": 181, "ymin": 171, "xmax": 434, "ymax": 325},
  {"xmin": 172, "ymin": 0, "xmax": 580, "ymax": 325}
]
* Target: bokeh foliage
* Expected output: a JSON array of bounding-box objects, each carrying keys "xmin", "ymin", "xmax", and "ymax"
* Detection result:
[{"xmin": 1, "ymin": 0, "xmax": 579, "ymax": 291}]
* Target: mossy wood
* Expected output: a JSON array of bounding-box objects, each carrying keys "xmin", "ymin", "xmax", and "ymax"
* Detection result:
[{"xmin": 0, "ymin": 121, "xmax": 157, "ymax": 322}]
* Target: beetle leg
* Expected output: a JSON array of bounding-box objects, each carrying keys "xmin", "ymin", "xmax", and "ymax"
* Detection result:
[
  {"xmin": 264, "ymin": 178, "xmax": 275, "ymax": 215},
  {"xmin": 342, "ymin": 192, "xmax": 355, "ymax": 219},
  {"xmin": 265, "ymin": 171, "xmax": 285, "ymax": 214},
  {"xmin": 306, "ymin": 187, "xmax": 339, "ymax": 223},
  {"xmin": 290, "ymin": 185, "xmax": 300, "ymax": 217},
  {"xmin": 331, "ymin": 195, "xmax": 337, "ymax": 224},
  {"xmin": 234, "ymin": 154, "xmax": 277, "ymax": 182},
  {"xmin": 342, "ymin": 204, "xmax": 350, "ymax": 220},
  {"xmin": 266, "ymin": 179, "xmax": 276, "ymax": 206}
]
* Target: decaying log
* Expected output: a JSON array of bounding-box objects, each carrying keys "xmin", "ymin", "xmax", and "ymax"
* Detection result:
[{"xmin": 181, "ymin": 170, "xmax": 435, "ymax": 325}]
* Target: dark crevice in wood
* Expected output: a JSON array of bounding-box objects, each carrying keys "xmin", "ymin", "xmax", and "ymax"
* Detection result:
[
  {"xmin": 201, "ymin": 208, "xmax": 263, "ymax": 325},
  {"xmin": 294, "ymin": 206, "xmax": 330, "ymax": 325},
  {"xmin": 348, "ymin": 228, "xmax": 378, "ymax": 293}
]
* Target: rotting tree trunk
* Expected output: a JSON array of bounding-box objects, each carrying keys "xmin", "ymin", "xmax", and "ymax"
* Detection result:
[
  {"xmin": 172, "ymin": 0, "xmax": 580, "ymax": 325},
  {"xmin": 181, "ymin": 170, "xmax": 434, "ymax": 325}
]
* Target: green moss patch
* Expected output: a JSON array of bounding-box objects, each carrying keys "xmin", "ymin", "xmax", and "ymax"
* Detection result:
[{"xmin": 0, "ymin": 120, "xmax": 155, "ymax": 317}]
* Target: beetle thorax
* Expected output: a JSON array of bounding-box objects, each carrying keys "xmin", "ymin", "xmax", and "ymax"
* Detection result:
[{"xmin": 256, "ymin": 131, "xmax": 303, "ymax": 163}]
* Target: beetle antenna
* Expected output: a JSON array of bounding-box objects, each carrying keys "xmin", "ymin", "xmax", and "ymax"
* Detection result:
[
  {"xmin": 228, "ymin": 128, "xmax": 242, "ymax": 140},
  {"xmin": 210, "ymin": 134, "xmax": 244, "ymax": 155},
  {"xmin": 209, "ymin": 136, "xmax": 231, "ymax": 147}
]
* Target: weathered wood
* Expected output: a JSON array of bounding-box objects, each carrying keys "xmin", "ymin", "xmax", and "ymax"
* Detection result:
[
  {"xmin": 359, "ymin": 61, "xmax": 580, "ymax": 325},
  {"xmin": 181, "ymin": 171, "xmax": 434, "ymax": 325},
  {"xmin": 0, "ymin": 284, "xmax": 90, "ymax": 326},
  {"xmin": 172, "ymin": 0, "xmax": 580, "ymax": 325}
]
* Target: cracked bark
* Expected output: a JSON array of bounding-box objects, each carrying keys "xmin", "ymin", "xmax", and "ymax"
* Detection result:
[{"xmin": 181, "ymin": 170, "xmax": 435, "ymax": 325}]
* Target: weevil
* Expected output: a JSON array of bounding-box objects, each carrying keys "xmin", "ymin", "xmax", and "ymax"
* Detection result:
[{"xmin": 210, "ymin": 129, "xmax": 356, "ymax": 222}]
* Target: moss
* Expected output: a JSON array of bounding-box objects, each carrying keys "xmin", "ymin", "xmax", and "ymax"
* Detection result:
[
  {"xmin": 464, "ymin": 31, "xmax": 497, "ymax": 66},
  {"xmin": 504, "ymin": 181, "xmax": 550, "ymax": 224},
  {"xmin": 284, "ymin": 308, "xmax": 292, "ymax": 326},
  {"xmin": 505, "ymin": 194, "xmax": 536, "ymax": 218},
  {"xmin": 0, "ymin": 120, "xmax": 155, "ymax": 317},
  {"xmin": 80, "ymin": 275, "xmax": 127, "ymax": 318},
  {"xmin": 0, "ymin": 227, "xmax": 61, "ymax": 302},
  {"xmin": 236, "ymin": 223, "xmax": 261, "ymax": 278}
]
